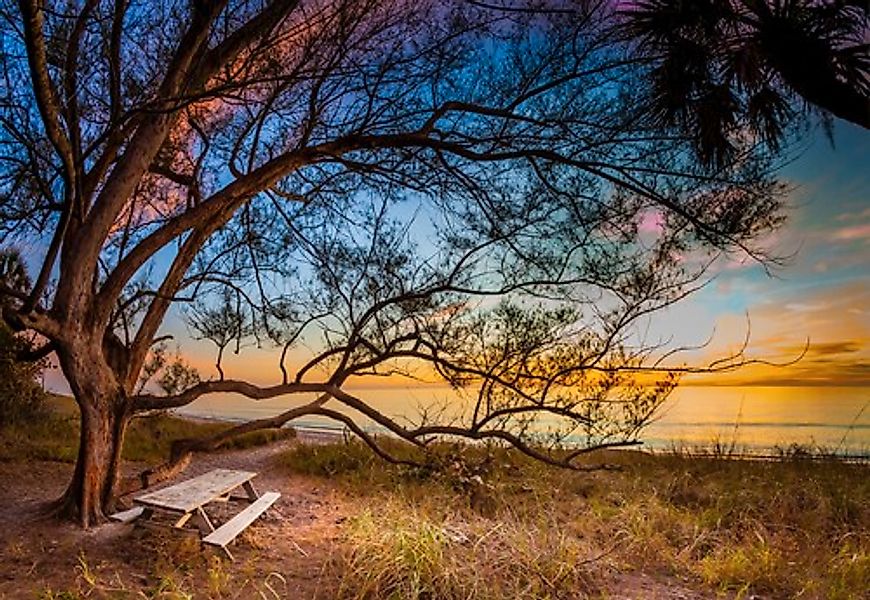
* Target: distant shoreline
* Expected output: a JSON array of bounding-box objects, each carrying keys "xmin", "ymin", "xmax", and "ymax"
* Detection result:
[
  {"xmin": 172, "ymin": 408, "xmax": 870, "ymax": 464},
  {"xmin": 47, "ymin": 395, "xmax": 869, "ymax": 462}
]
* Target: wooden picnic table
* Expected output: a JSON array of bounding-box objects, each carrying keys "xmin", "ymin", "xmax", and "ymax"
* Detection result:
[
  {"xmin": 135, "ymin": 468, "xmax": 259, "ymax": 521},
  {"xmin": 113, "ymin": 468, "xmax": 280, "ymax": 560}
]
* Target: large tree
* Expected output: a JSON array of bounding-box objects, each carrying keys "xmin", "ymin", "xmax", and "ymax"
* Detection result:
[{"xmin": 0, "ymin": 0, "xmax": 786, "ymax": 526}]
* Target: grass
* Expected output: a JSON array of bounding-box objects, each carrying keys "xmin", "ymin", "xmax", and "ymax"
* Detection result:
[
  {"xmin": 35, "ymin": 544, "xmax": 291, "ymax": 600},
  {"xmin": 335, "ymin": 503, "xmax": 601, "ymax": 600},
  {"xmin": 280, "ymin": 438, "xmax": 870, "ymax": 599},
  {"xmin": 0, "ymin": 394, "xmax": 295, "ymax": 465}
]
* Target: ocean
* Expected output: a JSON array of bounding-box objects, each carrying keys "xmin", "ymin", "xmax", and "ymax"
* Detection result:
[{"xmin": 176, "ymin": 385, "xmax": 870, "ymax": 456}]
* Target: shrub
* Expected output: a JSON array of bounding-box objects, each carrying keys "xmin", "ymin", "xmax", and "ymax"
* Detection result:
[{"xmin": 0, "ymin": 323, "xmax": 48, "ymax": 426}]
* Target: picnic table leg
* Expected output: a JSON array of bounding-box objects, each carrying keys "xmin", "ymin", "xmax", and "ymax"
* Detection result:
[
  {"xmin": 174, "ymin": 512, "xmax": 194, "ymax": 529},
  {"xmin": 242, "ymin": 480, "xmax": 259, "ymax": 501},
  {"xmin": 140, "ymin": 508, "xmax": 153, "ymax": 523},
  {"xmin": 190, "ymin": 507, "xmax": 236, "ymax": 560},
  {"xmin": 219, "ymin": 546, "xmax": 235, "ymax": 561},
  {"xmin": 193, "ymin": 506, "xmax": 216, "ymax": 534}
]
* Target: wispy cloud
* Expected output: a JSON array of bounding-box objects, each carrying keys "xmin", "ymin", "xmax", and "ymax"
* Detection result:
[
  {"xmin": 783, "ymin": 302, "xmax": 825, "ymax": 313},
  {"xmin": 683, "ymin": 279, "xmax": 870, "ymax": 387},
  {"xmin": 786, "ymin": 340, "xmax": 864, "ymax": 356},
  {"xmin": 806, "ymin": 340, "xmax": 862, "ymax": 356},
  {"xmin": 835, "ymin": 207, "xmax": 870, "ymax": 222},
  {"xmin": 832, "ymin": 223, "xmax": 870, "ymax": 241}
]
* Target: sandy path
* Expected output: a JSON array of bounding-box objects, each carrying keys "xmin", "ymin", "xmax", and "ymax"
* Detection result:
[{"xmin": 0, "ymin": 435, "xmax": 345, "ymax": 598}]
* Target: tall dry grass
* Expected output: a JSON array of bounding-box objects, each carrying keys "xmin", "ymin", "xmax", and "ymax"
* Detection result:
[{"xmin": 281, "ymin": 438, "xmax": 869, "ymax": 599}]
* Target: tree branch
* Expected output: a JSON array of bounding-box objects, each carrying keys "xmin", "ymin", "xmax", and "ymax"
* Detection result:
[{"xmin": 132, "ymin": 380, "xmax": 330, "ymax": 411}]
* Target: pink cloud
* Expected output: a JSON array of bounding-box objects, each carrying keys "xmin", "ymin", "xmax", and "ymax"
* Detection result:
[
  {"xmin": 638, "ymin": 210, "xmax": 665, "ymax": 234},
  {"xmin": 835, "ymin": 207, "xmax": 870, "ymax": 222},
  {"xmin": 832, "ymin": 224, "xmax": 870, "ymax": 241}
]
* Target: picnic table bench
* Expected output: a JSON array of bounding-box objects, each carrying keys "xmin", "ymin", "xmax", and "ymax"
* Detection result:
[{"xmin": 111, "ymin": 468, "xmax": 280, "ymax": 560}]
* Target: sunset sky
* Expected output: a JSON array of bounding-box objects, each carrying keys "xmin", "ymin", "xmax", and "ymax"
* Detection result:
[
  {"xmin": 141, "ymin": 122, "xmax": 870, "ymax": 391},
  {"xmin": 38, "ymin": 122, "xmax": 868, "ymax": 393},
  {"xmin": 662, "ymin": 121, "xmax": 870, "ymax": 387}
]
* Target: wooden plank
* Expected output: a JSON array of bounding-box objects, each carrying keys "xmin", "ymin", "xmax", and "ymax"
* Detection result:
[
  {"xmin": 109, "ymin": 506, "xmax": 145, "ymax": 523},
  {"xmin": 202, "ymin": 492, "xmax": 280, "ymax": 549},
  {"xmin": 173, "ymin": 512, "xmax": 194, "ymax": 529},
  {"xmin": 134, "ymin": 469, "xmax": 257, "ymax": 513}
]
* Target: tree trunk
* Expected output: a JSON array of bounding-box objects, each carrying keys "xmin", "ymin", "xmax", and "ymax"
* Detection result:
[
  {"xmin": 50, "ymin": 330, "xmax": 134, "ymax": 527},
  {"xmin": 54, "ymin": 396, "xmax": 129, "ymax": 527}
]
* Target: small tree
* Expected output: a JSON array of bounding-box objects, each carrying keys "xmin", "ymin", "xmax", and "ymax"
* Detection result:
[
  {"xmin": 0, "ymin": 0, "xmax": 788, "ymax": 525},
  {"xmin": 187, "ymin": 290, "xmax": 252, "ymax": 381},
  {"xmin": 0, "ymin": 323, "xmax": 49, "ymax": 426},
  {"xmin": 0, "ymin": 249, "xmax": 47, "ymax": 425}
]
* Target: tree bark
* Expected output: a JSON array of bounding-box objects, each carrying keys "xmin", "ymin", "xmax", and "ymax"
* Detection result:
[
  {"xmin": 55, "ymin": 398, "xmax": 129, "ymax": 527},
  {"xmin": 53, "ymin": 335, "xmax": 131, "ymax": 527}
]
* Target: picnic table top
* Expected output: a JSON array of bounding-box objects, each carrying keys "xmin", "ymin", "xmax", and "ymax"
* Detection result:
[{"xmin": 134, "ymin": 468, "xmax": 256, "ymax": 513}]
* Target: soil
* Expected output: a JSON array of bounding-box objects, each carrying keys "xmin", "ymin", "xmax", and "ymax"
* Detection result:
[{"xmin": 0, "ymin": 432, "xmax": 716, "ymax": 599}]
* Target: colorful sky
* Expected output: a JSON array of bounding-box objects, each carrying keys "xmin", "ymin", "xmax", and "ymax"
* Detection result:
[
  {"xmin": 42, "ymin": 122, "xmax": 869, "ymax": 393},
  {"xmin": 654, "ymin": 122, "xmax": 870, "ymax": 386},
  {"xmin": 167, "ymin": 122, "xmax": 869, "ymax": 390}
]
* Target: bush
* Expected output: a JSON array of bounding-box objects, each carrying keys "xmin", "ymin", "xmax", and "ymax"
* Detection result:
[{"xmin": 0, "ymin": 323, "xmax": 48, "ymax": 426}]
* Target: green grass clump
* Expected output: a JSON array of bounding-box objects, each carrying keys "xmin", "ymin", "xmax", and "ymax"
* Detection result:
[
  {"xmin": 280, "ymin": 438, "xmax": 382, "ymax": 477},
  {"xmin": 278, "ymin": 437, "xmax": 422, "ymax": 481},
  {"xmin": 335, "ymin": 500, "xmax": 600, "ymax": 600},
  {"xmin": 123, "ymin": 413, "xmax": 295, "ymax": 463},
  {"xmin": 34, "ymin": 548, "xmax": 290, "ymax": 600},
  {"xmin": 0, "ymin": 415, "xmax": 80, "ymax": 462}
]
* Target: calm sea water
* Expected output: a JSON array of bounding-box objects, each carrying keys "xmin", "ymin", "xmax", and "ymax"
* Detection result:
[{"xmin": 176, "ymin": 385, "xmax": 870, "ymax": 456}]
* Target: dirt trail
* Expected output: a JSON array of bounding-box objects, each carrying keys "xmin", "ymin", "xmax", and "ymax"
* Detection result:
[{"xmin": 0, "ymin": 436, "xmax": 342, "ymax": 598}]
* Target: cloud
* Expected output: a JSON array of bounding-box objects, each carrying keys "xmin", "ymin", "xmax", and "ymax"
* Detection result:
[
  {"xmin": 784, "ymin": 302, "xmax": 825, "ymax": 313},
  {"xmin": 836, "ymin": 207, "xmax": 870, "ymax": 222},
  {"xmin": 683, "ymin": 279, "xmax": 870, "ymax": 387},
  {"xmin": 637, "ymin": 209, "xmax": 665, "ymax": 234},
  {"xmin": 832, "ymin": 224, "xmax": 870, "ymax": 241},
  {"xmin": 688, "ymin": 357, "xmax": 870, "ymax": 387},
  {"xmin": 806, "ymin": 341, "xmax": 863, "ymax": 356},
  {"xmin": 770, "ymin": 340, "xmax": 864, "ymax": 357}
]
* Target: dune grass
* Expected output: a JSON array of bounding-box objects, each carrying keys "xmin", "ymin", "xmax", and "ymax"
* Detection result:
[
  {"xmin": 34, "ymin": 547, "xmax": 290, "ymax": 600},
  {"xmin": 281, "ymin": 439, "xmax": 869, "ymax": 599}
]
